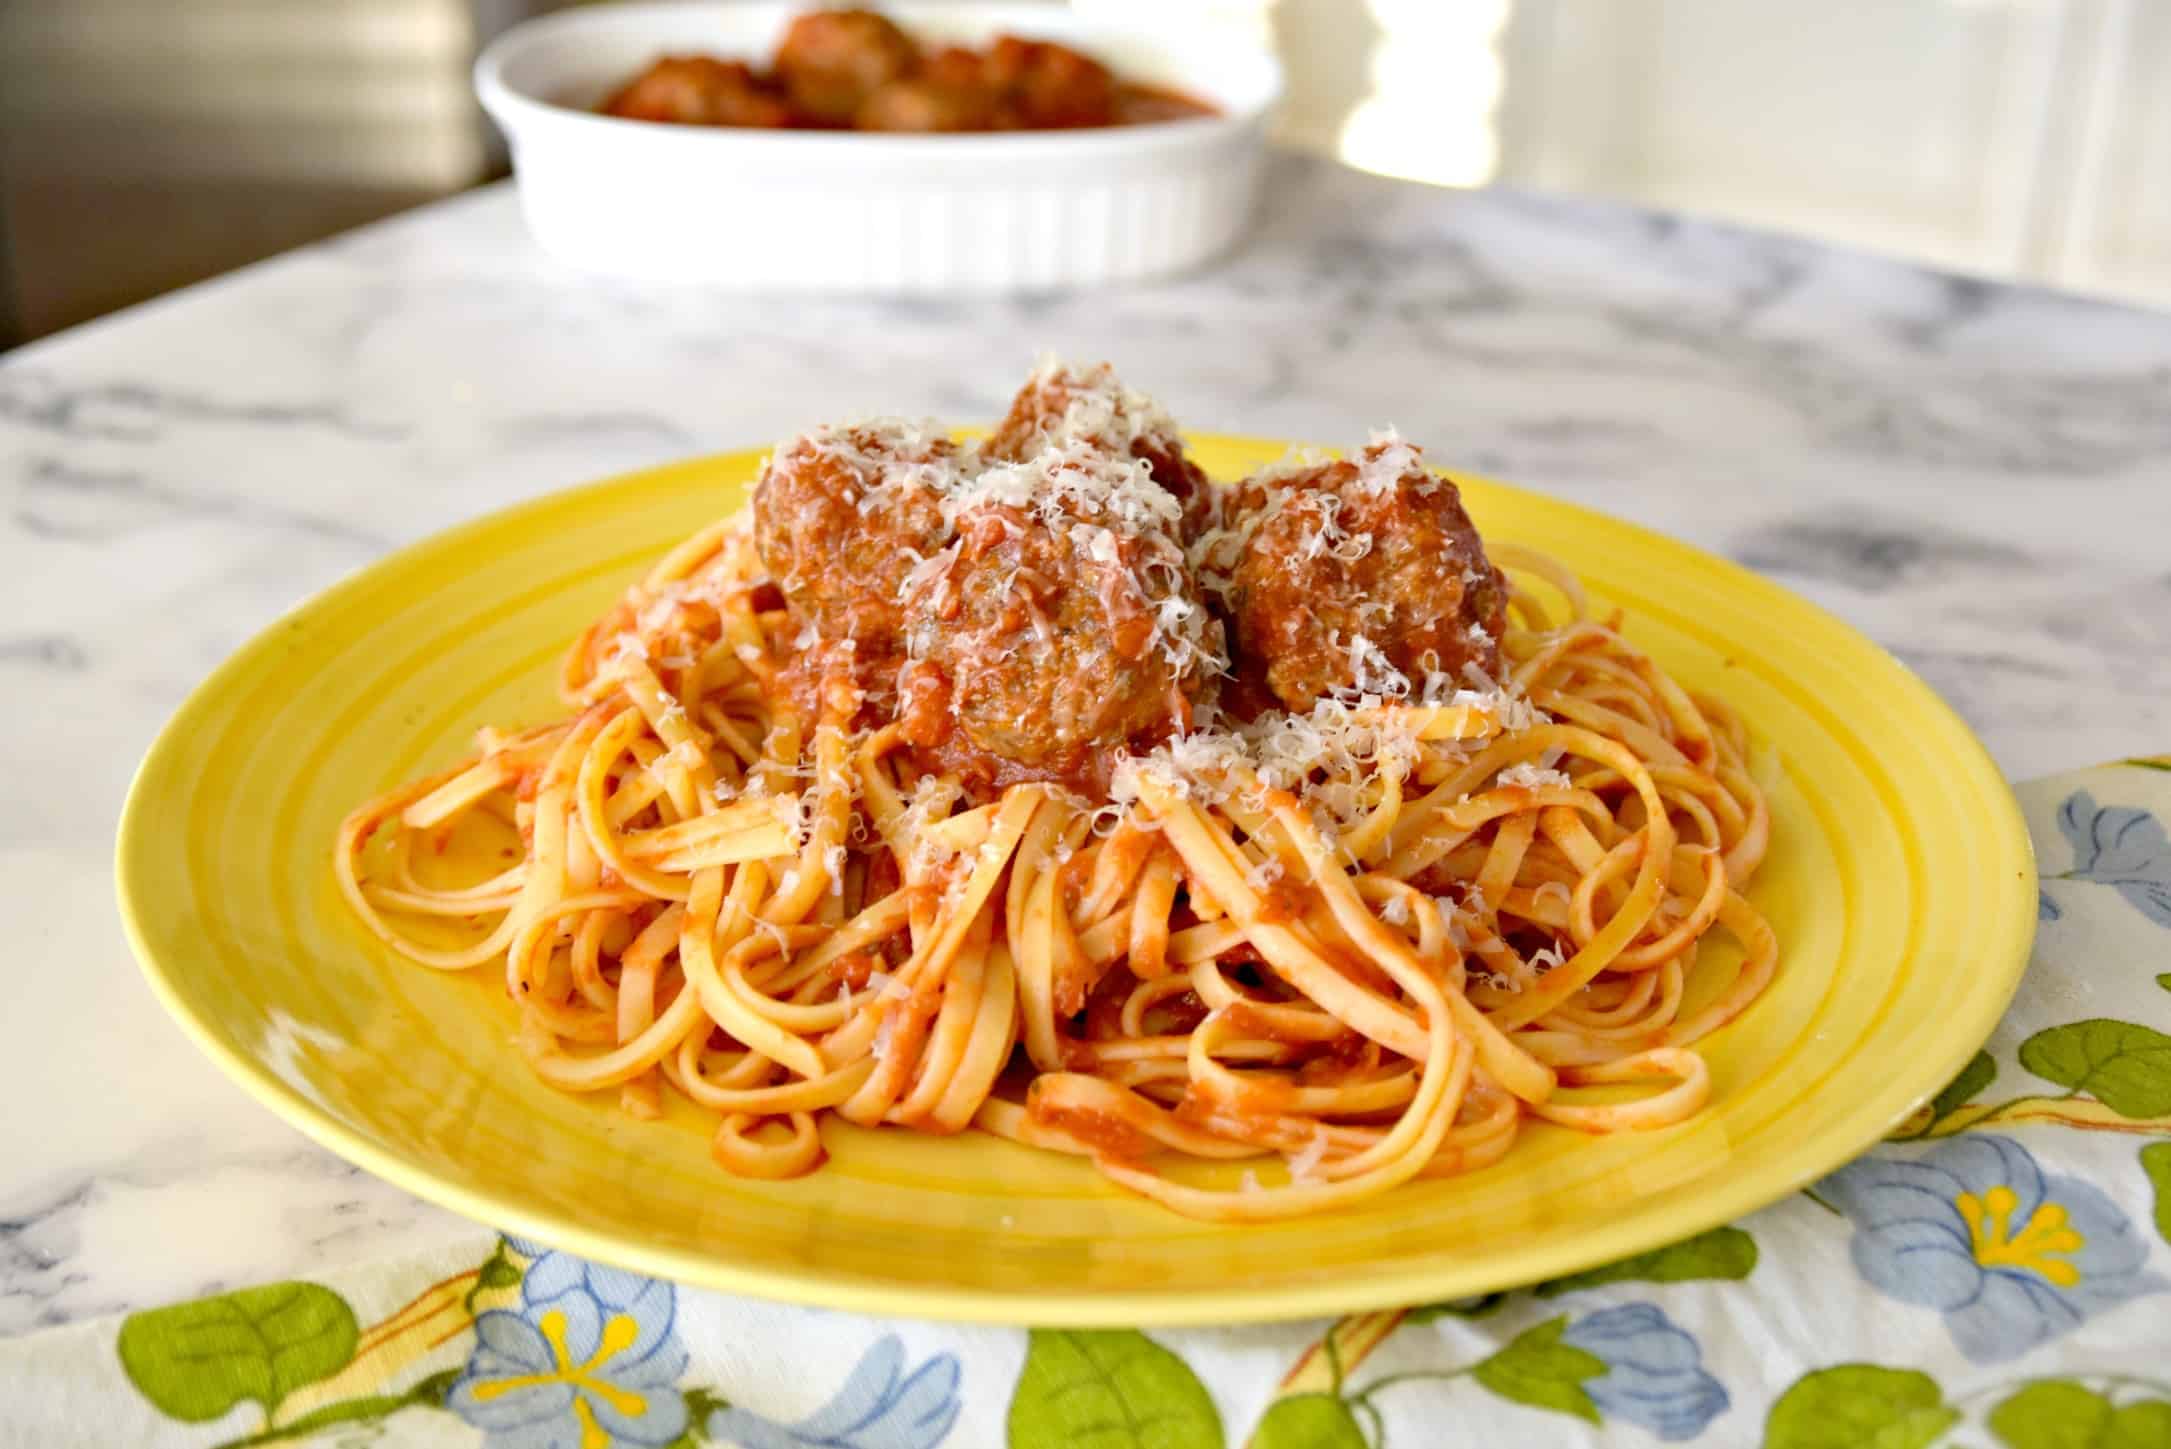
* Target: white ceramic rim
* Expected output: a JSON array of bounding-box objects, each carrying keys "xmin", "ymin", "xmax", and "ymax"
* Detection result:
[{"xmin": 475, "ymin": 2, "xmax": 1285, "ymax": 163}]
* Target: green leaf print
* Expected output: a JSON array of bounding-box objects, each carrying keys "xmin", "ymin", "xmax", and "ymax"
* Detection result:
[
  {"xmin": 684, "ymin": 1387, "xmax": 733, "ymax": 1421},
  {"xmin": 2105, "ymin": 1402, "xmax": 2171, "ymax": 1449},
  {"xmin": 1988, "ymin": 1380, "xmax": 2171, "ymax": 1449},
  {"xmin": 1470, "ymin": 1316, "xmax": 1603, "ymax": 1424},
  {"xmin": 215, "ymin": 1370, "xmax": 456, "ymax": 1449},
  {"xmin": 1009, "ymin": 1329, "xmax": 1223, "ymax": 1449},
  {"xmin": 1249, "ymin": 1393, "xmax": 1367, "ymax": 1449},
  {"xmin": 1534, "ymin": 1224, "xmax": 1757, "ymax": 1296},
  {"xmin": 2155, "ymin": 973, "xmax": 2171, "ymax": 993},
  {"xmin": 2144, "ymin": 1142, "xmax": 2171, "ymax": 1247},
  {"xmin": 1404, "ymin": 1292, "xmax": 1505, "ymax": 1323},
  {"xmin": 1764, "ymin": 1365, "xmax": 1956, "ymax": 1449},
  {"xmin": 2018, "ymin": 1020, "xmax": 2171, "ymax": 1117},
  {"xmin": 1990, "ymin": 1381, "xmax": 2112, "ymax": 1449},
  {"xmin": 408, "ymin": 1367, "xmax": 461, "ymax": 1406},
  {"xmin": 1930, "ymin": 1051, "xmax": 1997, "ymax": 1124},
  {"xmin": 117, "ymin": 1282, "xmax": 358, "ymax": 1424},
  {"xmin": 665, "ymin": 1391, "xmax": 735, "ymax": 1449},
  {"xmin": 463, "ymin": 1236, "xmax": 524, "ymax": 1315}
]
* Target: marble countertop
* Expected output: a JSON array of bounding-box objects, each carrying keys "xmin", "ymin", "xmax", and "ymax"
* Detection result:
[{"xmin": 4, "ymin": 155, "xmax": 2168, "ymax": 1338}]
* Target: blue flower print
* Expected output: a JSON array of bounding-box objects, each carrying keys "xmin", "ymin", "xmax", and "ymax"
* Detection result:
[
  {"xmin": 1820, "ymin": 1134, "xmax": 2166, "ymax": 1363},
  {"xmin": 449, "ymin": 1250, "xmax": 690, "ymax": 1449},
  {"xmin": 2037, "ymin": 887, "xmax": 2062, "ymax": 923},
  {"xmin": 1558, "ymin": 1304, "xmax": 1728, "ymax": 1441},
  {"xmin": 706, "ymin": 1334, "xmax": 960, "ymax": 1449},
  {"xmin": 2053, "ymin": 789, "xmax": 2171, "ymax": 925}
]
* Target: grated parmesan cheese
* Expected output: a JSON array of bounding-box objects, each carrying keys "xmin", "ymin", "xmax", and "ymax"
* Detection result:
[
  {"xmin": 750, "ymin": 913, "xmax": 791, "ymax": 955},
  {"xmin": 1004, "ymin": 357, "xmax": 1188, "ymax": 467},
  {"xmin": 635, "ymin": 588, "xmax": 689, "ymax": 639},
  {"xmin": 774, "ymin": 417, "xmax": 978, "ymax": 515},
  {"xmin": 1497, "ymin": 761, "xmax": 1571, "ymax": 790},
  {"xmin": 916, "ymin": 441, "xmax": 1226, "ymax": 684},
  {"xmin": 604, "ymin": 631, "xmax": 649, "ymax": 675},
  {"xmin": 1071, "ymin": 521, "xmax": 1123, "ymax": 566},
  {"xmin": 1112, "ymin": 689, "xmax": 1435, "ymax": 836},
  {"xmin": 1424, "ymin": 672, "xmax": 1544, "ymax": 732},
  {"xmin": 1285, "ymin": 1129, "xmax": 1331, "ymax": 1183},
  {"xmin": 1353, "ymin": 426, "xmax": 1431, "ymax": 497},
  {"xmin": 1247, "ymin": 446, "xmax": 1336, "ymax": 490},
  {"xmin": 1291, "ymin": 491, "xmax": 1374, "ymax": 567},
  {"xmin": 1332, "ymin": 631, "xmax": 1413, "ymax": 704},
  {"xmin": 942, "ymin": 443, "xmax": 1181, "ymax": 539}
]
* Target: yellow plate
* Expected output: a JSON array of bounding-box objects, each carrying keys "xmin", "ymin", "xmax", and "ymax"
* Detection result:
[{"xmin": 115, "ymin": 438, "xmax": 2035, "ymax": 1325}]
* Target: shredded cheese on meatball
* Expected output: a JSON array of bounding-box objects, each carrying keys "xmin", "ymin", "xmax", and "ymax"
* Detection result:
[
  {"xmin": 1292, "ymin": 492, "xmax": 1375, "ymax": 566},
  {"xmin": 943, "ymin": 444, "xmax": 1181, "ymax": 538},
  {"xmin": 1006, "ymin": 356, "xmax": 1189, "ymax": 464},
  {"xmin": 1334, "ymin": 631, "xmax": 1413, "ymax": 703},
  {"xmin": 1353, "ymin": 426, "xmax": 1431, "ymax": 497},
  {"xmin": 930, "ymin": 445, "xmax": 1225, "ymax": 682},
  {"xmin": 778, "ymin": 418, "xmax": 977, "ymax": 515}
]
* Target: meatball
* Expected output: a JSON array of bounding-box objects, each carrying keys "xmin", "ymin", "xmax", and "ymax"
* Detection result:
[
  {"xmin": 855, "ymin": 75, "xmax": 999, "ymax": 132},
  {"xmin": 920, "ymin": 45, "xmax": 990, "ymax": 92},
  {"xmin": 751, "ymin": 421, "xmax": 969, "ymax": 653},
  {"xmin": 1225, "ymin": 434, "xmax": 1507, "ymax": 712},
  {"xmin": 773, "ymin": 9, "xmax": 920, "ymax": 127},
  {"xmin": 982, "ymin": 34, "xmax": 1115, "ymax": 129},
  {"xmin": 986, "ymin": 360, "xmax": 1213, "ymax": 539},
  {"xmin": 899, "ymin": 452, "xmax": 1222, "ymax": 791},
  {"xmin": 1109, "ymin": 82, "xmax": 1216, "ymax": 126},
  {"xmin": 600, "ymin": 57, "xmax": 793, "ymax": 128}
]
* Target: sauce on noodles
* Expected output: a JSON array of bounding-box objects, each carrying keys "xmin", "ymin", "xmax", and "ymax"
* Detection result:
[{"xmin": 336, "ymin": 359, "xmax": 1777, "ymax": 1221}]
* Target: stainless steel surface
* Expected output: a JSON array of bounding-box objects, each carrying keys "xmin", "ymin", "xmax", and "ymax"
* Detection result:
[{"xmin": 0, "ymin": 0, "xmax": 573, "ymax": 342}]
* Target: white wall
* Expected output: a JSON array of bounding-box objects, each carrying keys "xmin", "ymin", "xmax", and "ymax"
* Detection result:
[{"xmin": 1271, "ymin": 0, "xmax": 2171, "ymax": 308}]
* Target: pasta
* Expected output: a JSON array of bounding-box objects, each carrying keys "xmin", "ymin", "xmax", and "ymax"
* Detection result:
[{"xmin": 335, "ymin": 368, "xmax": 1776, "ymax": 1223}]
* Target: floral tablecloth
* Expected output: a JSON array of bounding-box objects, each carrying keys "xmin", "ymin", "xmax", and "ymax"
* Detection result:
[{"xmin": 9, "ymin": 759, "xmax": 2169, "ymax": 1448}]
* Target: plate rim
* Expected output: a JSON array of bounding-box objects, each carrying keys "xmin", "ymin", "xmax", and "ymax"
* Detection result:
[{"xmin": 115, "ymin": 436, "xmax": 2038, "ymax": 1325}]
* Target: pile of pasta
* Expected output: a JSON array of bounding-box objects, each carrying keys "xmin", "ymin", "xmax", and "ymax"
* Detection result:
[{"xmin": 337, "ymin": 516, "xmax": 1775, "ymax": 1221}]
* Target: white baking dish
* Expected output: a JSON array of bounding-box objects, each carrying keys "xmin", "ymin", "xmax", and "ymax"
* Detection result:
[{"xmin": 474, "ymin": 2, "xmax": 1282, "ymax": 292}]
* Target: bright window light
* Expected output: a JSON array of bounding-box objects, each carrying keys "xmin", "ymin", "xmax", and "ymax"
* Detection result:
[{"xmin": 1338, "ymin": 0, "xmax": 1508, "ymax": 188}]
